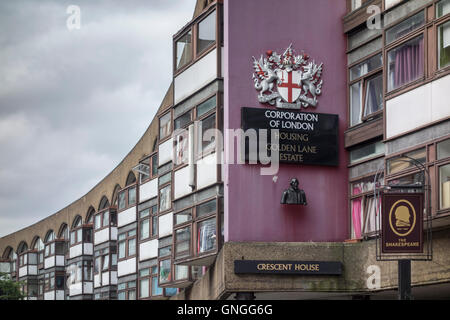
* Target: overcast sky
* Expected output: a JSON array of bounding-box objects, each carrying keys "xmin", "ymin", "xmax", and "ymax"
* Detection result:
[{"xmin": 0, "ymin": 0, "xmax": 197, "ymax": 237}]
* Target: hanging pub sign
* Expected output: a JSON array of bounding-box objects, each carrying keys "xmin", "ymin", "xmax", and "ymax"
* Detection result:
[
  {"xmin": 382, "ymin": 193, "xmax": 424, "ymax": 254},
  {"xmin": 241, "ymin": 107, "xmax": 339, "ymax": 166}
]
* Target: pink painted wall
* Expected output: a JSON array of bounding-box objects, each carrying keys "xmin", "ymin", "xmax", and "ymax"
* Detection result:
[{"xmin": 223, "ymin": 0, "xmax": 349, "ymax": 242}]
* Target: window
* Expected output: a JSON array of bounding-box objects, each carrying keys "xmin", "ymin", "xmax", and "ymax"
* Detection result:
[
  {"xmin": 351, "ymin": 0, "xmax": 362, "ymax": 11},
  {"xmin": 118, "ymin": 229, "xmax": 137, "ymax": 260},
  {"xmin": 151, "ymin": 266, "xmax": 163, "ymax": 296},
  {"xmin": 350, "ymin": 176, "xmax": 383, "ymax": 239},
  {"xmin": 197, "ymin": 10, "xmax": 216, "ymax": 54},
  {"xmin": 439, "ymin": 164, "xmax": 450, "ymax": 210},
  {"xmin": 350, "ymin": 140, "xmax": 385, "ymax": 164},
  {"xmin": 159, "ymin": 259, "xmax": 172, "ymax": 285},
  {"xmin": 437, "ymin": 0, "xmax": 450, "ymax": 18},
  {"xmin": 175, "ymin": 226, "xmax": 191, "ymax": 259},
  {"xmin": 349, "ymin": 53, "xmax": 383, "ymax": 127},
  {"xmin": 94, "ymin": 247, "xmax": 116, "ymax": 274},
  {"xmin": 174, "ymin": 129, "xmax": 189, "ymax": 166},
  {"xmin": 117, "ymin": 186, "xmax": 137, "ymax": 212},
  {"xmin": 174, "ymin": 208, "xmax": 192, "ymax": 226},
  {"xmin": 387, "ymin": 34, "xmax": 424, "ymax": 91},
  {"xmin": 139, "ymin": 205, "xmax": 158, "ymax": 240},
  {"xmin": 197, "ymin": 96, "xmax": 216, "ymax": 118},
  {"xmin": 438, "ymin": 20, "xmax": 450, "ymax": 69},
  {"xmin": 387, "ymin": 148, "xmax": 426, "ymax": 175},
  {"xmin": 385, "ymin": 11, "xmax": 425, "ymax": 45},
  {"xmin": 44, "ymin": 272, "xmax": 55, "ymax": 292},
  {"xmin": 197, "ymin": 218, "xmax": 216, "ymax": 254},
  {"xmin": 159, "ymin": 112, "xmax": 172, "ymax": 140},
  {"xmin": 174, "ymin": 110, "xmax": 192, "ymax": 130},
  {"xmin": 159, "ymin": 184, "xmax": 172, "ymax": 213},
  {"xmin": 139, "ymin": 154, "xmax": 158, "ymax": 183},
  {"xmin": 94, "ymin": 209, "xmax": 117, "ymax": 231},
  {"xmin": 118, "ymin": 281, "xmax": 136, "ymax": 300},
  {"xmin": 175, "ymin": 30, "xmax": 192, "ymax": 70},
  {"xmin": 139, "ymin": 268, "xmax": 150, "ymax": 299},
  {"xmin": 198, "ymin": 113, "xmax": 216, "ymax": 154}
]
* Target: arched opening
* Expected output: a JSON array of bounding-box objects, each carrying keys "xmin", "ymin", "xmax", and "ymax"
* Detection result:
[
  {"xmin": 98, "ymin": 196, "xmax": 110, "ymax": 211},
  {"xmin": 44, "ymin": 230, "xmax": 55, "ymax": 243},
  {"xmin": 125, "ymin": 171, "xmax": 137, "ymax": 187},
  {"xmin": 17, "ymin": 241, "xmax": 28, "ymax": 254},
  {"xmin": 86, "ymin": 206, "xmax": 96, "ymax": 224},
  {"xmin": 2, "ymin": 246, "xmax": 14, "ymax": 260},
  {"xmin": 111, "ymin": 184, "xmax": 122, "ymax": 207},
  {"xmin": 58, "ymin": 224, "xmax": 69, "ymax": 240},
  {"xmin": 71, "ymin": 215, "xmax": 83, "ymax": 229}
]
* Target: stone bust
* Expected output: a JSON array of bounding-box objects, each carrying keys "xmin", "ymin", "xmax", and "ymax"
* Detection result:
[{"xmin": 281, "ymin": 178, "xmax": 307, "ymax": 205}]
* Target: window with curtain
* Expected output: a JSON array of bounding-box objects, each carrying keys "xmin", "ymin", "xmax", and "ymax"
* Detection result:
[
  {"xmin": 350, "ymin": 176, "xmax": 383, "ymax": 239},
  {"xmin": 387, "ymin": 35, "xmax": 424, "ymax": 91}
]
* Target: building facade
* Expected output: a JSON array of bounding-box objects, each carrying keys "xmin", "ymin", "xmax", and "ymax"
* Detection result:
[{"xmin": 1, "ymin": 0, "xmax": 450, "ymax": 300}]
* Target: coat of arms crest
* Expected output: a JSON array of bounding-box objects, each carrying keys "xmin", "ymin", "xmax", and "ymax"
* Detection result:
[{"xmin": 252, "ymin": 44, "xmax": 323, "ymax": 109}]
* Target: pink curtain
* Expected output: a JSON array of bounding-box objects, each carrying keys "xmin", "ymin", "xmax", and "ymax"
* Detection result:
[
  {"xmin": 394, "ymin": 36, "xmax": 424, "ymax": 88},
  {"xmin": 352, "ymin": 186, "xmax": 362, "ymax": 239}
]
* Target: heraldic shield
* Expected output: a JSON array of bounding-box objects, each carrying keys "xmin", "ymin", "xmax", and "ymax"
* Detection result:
[{"xmin": 276, "ymin": 69, "xmax": 302, "ymax": 104}]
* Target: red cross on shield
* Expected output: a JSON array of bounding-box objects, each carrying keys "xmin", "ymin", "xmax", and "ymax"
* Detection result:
[{"xmin": 276, "ymin": 69, "xmax": 302, "ymax": 103}]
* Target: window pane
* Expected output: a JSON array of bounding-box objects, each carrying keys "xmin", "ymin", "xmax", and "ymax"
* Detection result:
[
  {"xmin": 388, "ymin": 35, "xmax": 424, "ymax": 91},
  {"xmin": 159, "ymin": 172, "xmax": 172, "ymax": 186},
  {"xmin": 140, "ymin": 279, "xmax": 149, "ymax": 298},
  {"xmin": 151, "ymin": 155, "xmax": 158, "ymax": 177},
  {"xmin": 159, "ymin": 185, "xmax": 172, "ymax": 212},
  {"xmin": 139, "ymin": 159, "xmax": 150, "ymax": 182},
  {"xmin": 385, "ymin": 11, "xmax": 425, "ymax": 45},
  {"xmin": 128, "ymin": 187, "xmax": 136, "ymax": 206},
  {"xmin": 152, "ymin": 277, "xmax": 163, "ymax": 296},
  {"xmin": 128, "ymin": 238, "xmax": 136, "ymax": 256},
  {"xmin": 438, "ymin": 21, "xmax": 450, "ymax": 69},
  {"xmin": 175, "ymin": 209, "xmax": 192, "ymax": 225},
  {"xmin": 159, "ymin": 245, "xmax": 171, "ymax": 258},
  {"xmin": 197, "ymin": 218, "xmax": 216, "ymax": 253},
  {"xmin": 440, "ymin": 164, "xmax": 450, "ymax": 210},
  {"xmin": 159, "ymin": 260, "xmax": 171, "ymax": 284},
  {"xmin": 349, "ymin": 53, "xmax": 382, "ymax": 81},
  {"xmin": 437, "ymin": 0, "xmax": 450, "ymax": 17},
  {"xmin": 175, "ymin": 265, "xmax": 189, "ymax": 281},
  {"xmin": 128, "ymin": 289, "xmax": 136, "ymax": 300},
  {"xmin": 197, "ymin": 199, "xmax": 216, "ymax": 218},
  {"xmin": 388, "ymin": 173, "xmax": 424, "ymax": 191},
  {"xmin": 174, "ymin": 131, "xmax": 189, "ymax": 166},
  {"xmin": 102, "ymin": 255, "xmax": 109, "ymax": 271},
  {"xmin": 102, "ymin": 212, "xmax": 109, "ymax": 227},
  {"xmin": 77, "ymin": 229, "xmax": 82, "ymax": 243},
  {"xmin": 197, "ymin": 10, "xmax": 216, "ymax": 54},
  {"xmin": 118, "ymin": 192, "xmax": 126, "ymax": 211},
  {"xmin": 95, "ymin": 215, "xmax": 101, "ymax": 230},
  {"xmin": 199, "ymin": 114, "xmax": 216, "ymax": 152},
  {"xmin": 160, "ymin": 112, "xmax": 172, "ymax": 140},
  {"xmin": 174, "ymin": 111, "xmax": 192, "ymax": 130},
  {"xmin": 364, "ymin": 73, "xmax": 383, "ymax": 117},
  {"xmin": 350, "ymin": 141, "xmax": 384, "ymax": 164},
  {"xmin": 118, "ymin": 241, "xmax": 126, "ymax": 259},
  {"xmin": 350, "ymin": 82, "xmax": 362, "ymax": 126},
  {"xmin": 176, "ymin": 31, "xmax": 192, "ymax": 70},
  {"xmin": 387, "ymin": 148, "xmax": 426, "ymax": 175},
  {"xmin": 197, "ymin": 96, "xmax": 216, "ymax": 118},
  {"xmin": 152, "ymin": 216, "xmax": 158, "ymax": 237},
  {"xmin": 140, "ymin": 219, "xmax": 150, "ymax": 240},
  {"xmin": 437, "ymin": 139, "xmax": 450, "ymax": 160}
]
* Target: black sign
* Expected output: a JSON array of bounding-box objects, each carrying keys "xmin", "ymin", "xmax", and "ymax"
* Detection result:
[
  {"xmin": 241, "ymin": 107, "xmax": 339, "ymax": 166},
  {"xmin": 382, "ymin": 193, "xmax": 424, "ymax": 254},
  {"xmin": 234, "ymin": 260, "xmax": 342, "ymax": 275}
]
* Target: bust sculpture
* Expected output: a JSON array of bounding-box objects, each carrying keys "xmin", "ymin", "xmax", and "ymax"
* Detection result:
[{"xmin": 281, "ymin": 178, "xmax": 307, "ymax": 205}]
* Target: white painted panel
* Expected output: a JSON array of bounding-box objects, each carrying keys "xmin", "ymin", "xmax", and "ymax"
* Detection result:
[
  {"xmin": 385, "ymin": 0, "xmax": 403, "ymax": 10},
  {"xmin": 55, "ymin": 290, "xmax": 65, "ymax": 300},
  {"xmin": 139, "ymin": 239, "xmax": 158, "ymax": 261},
  {"xmin": 19, "ymin": 266, "xmax": 27, "ymax": 278},
  {"xmin": 117, "ymin": 257, "xmax": 136, "ymax": 277},
  {"xmin": 94, "ymin": 274, "xmax": 101, "ymax": 288},
  {"xmin": 70, "ymin": 244, "xmax": 82, "ymax": 259},
  {"xmin": 83, "ymin": 243, "xmax": 93, "ymax": 255},
  {"xmin": 102, "ymin": 272, "xmax": 109, "ymax": 286},
  {"xmin": 159, "ymin": 212, "xmax": 173, "ymax": 238},
  {"xmin": 431, "ymin": 74, "xmax": 450, "ymax": 122},
  {"xmin": 139, "ymin": 178, "xmax": 158, "ymax": 202},
  {"xmin": 110, "ymin": 271, "xmax": 117, "ymax": 285},
  {"xmin": 386, "ymin": 83, "xmax": 431, "ymax": 139},
  {"xmin": 44, "ymin": 257, "xmax": 55, "ymax": 269},
  {"xmin": 111, "ymin": 227, "xmax": 117, "ymax": 241},
  {"xmin": 118, "ymin": 206, "xmax": 136, "ymax": 227},
  {"xmin": 56, "ymin": 255, "xmax": 65, "ymax": 266},
  {"xmin": 174, "ymin": 166, "xmax": 191, "ymax": 199},
  {"xmin": 29, "ymin": 265, "xmax": 38, "ymax": 275},
  {"xmin": 94, "ymin": 228, "xmax": 109, "ymax": 245},
  {"xmin": 84, "ymin": 282, "xmax": 93, "ymax": 294},
  {"xmin": 174, "ymin": 48, "xmax": 217, "ymax": 104},
  {"xmin": 159, "ymin": 138, "xmax": 173, "ymax": 165},
  {"xmin": 44, "ymin": 291, "xmax": 55, "ymax": 300},
  {"xmin": 197, "ymin": 152, "xmax": 218, "ymax": 189},
  {"xmin": 69, "ymin": 282, "xmax": 82, "ymax": 296}
]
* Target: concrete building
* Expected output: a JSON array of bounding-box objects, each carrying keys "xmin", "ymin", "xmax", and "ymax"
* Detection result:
[{"xmin": 1, "ymin": 0, "xmax": 450, "ymax": 300}]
